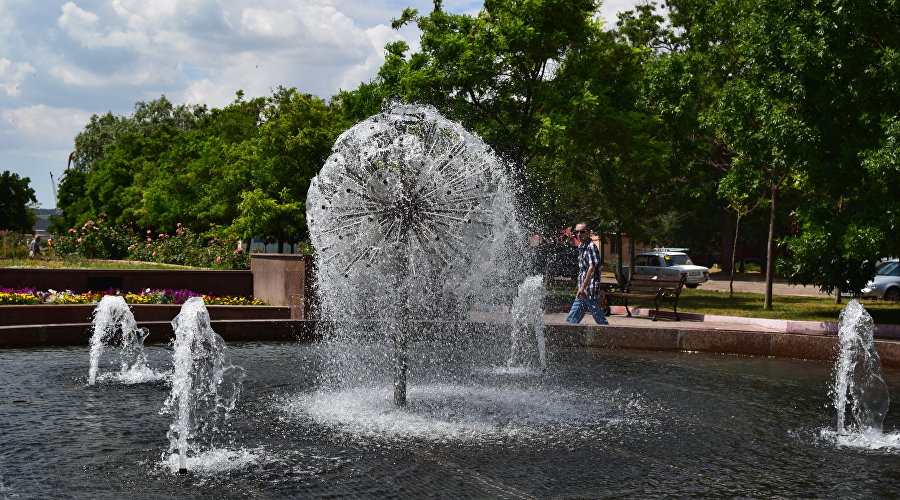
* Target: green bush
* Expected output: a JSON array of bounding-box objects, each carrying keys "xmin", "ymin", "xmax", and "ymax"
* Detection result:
[
  {"xmin": 0, "ymin": 230, "xmax": 29, "ymax": 259},
  {"xmin": 126, "ymin": 225, "xmax": 249, "ymax": 269},
  {"xmin": 52, "ymin": 218, "xmax": 137, "ymax": 259}
]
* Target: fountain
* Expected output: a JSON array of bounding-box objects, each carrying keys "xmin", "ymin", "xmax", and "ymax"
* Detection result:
[
  {"xmin": 6, "ymin": 106, "xmax": 900, "ymax": 497},
  {"xmin": 507, "ymin": 275, "xmax": 547, "ymax": 371},
  {"xmin": 87, "ymin": 295, "xmax": 160, "ymax": 385},
  {"xmin": 306, "ymin": 103, "xmax": 532, "ymax": 407},
  {"xmin": 831, "ymin": 300, "xmax": 891, "ymax": 434},
  {"xmin": 161, "ymin": 297, "xmax": 246, "ymax": 474}
]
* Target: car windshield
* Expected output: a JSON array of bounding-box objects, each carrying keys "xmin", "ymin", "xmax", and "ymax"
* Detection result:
[
  {"xmin": 663, "ymin": 254, "xmax": 692, "ymax": 266},
  {"xmin": 875, "ymin": 261, "xmax": 899, "ymax": 276}
]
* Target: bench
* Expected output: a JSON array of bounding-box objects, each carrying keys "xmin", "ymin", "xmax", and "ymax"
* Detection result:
[{"xmin": 604, "ymin": 275, "xmax": 686, "ymax": 321}]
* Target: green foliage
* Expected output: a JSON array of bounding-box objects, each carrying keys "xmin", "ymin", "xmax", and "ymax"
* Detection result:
[
  {"xmin": 0, "ymin": 230, "xmax": 29, "ymax": 259},
  {"xmin": 49, "ymin": 218, "xmax": 248, "ymax": 269},
  {"xmin": 126, "ymin": 226, "xmax": 249, "ymax": 269},
  {"xmin": 55, "ymin": 88, "xmax": 344, "ymax": 251},
  {"xmin": 51, "ymin": 218, "xmax": 137, "ymax": 260},
  {"xmin": 0, "ymin": 171, "xmax": 37, "ymax": 232}
]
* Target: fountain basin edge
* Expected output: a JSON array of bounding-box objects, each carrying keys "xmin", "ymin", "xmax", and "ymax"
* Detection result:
[{"xmin": 5, "ymin": 319, "xmax": 900, "ymax": 368}]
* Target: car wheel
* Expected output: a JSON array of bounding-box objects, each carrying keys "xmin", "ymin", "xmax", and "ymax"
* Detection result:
[
  {"xmin": 885, "ymin": 287, "xmax": 900, "ymax": 303},
  {"xmin": 685, "ymin": 284, "xmax": 699, "ymax": 289}
]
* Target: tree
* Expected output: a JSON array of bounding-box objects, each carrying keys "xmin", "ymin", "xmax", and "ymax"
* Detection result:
[
  {"xmin": 0, "ymin": 171, "xmax": 37, "ymax": 232},
  {"xmin": 359, "ymin": 0, "xmax": 599, "ymax": 187},
  {"xmin": 53, "ymin": 96, "xmax": 208, "ymax": 232},
  {"xmin": 773, "ymin": 0, "xmax": 900, "ymax": 300},
  {"xmin": 222, "ymin": 88, "xmax": 347, "ymax": 250}
]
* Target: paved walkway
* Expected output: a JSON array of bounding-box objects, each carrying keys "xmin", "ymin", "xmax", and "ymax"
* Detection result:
[{"xmin": 545, "ymin": 310, "xmax": 784, "ymax": 333}]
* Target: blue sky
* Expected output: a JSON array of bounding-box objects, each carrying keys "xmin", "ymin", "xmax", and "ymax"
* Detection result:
[{"xmin": 0, "ymin": 0, "xmax": 638, "ymax": 208}]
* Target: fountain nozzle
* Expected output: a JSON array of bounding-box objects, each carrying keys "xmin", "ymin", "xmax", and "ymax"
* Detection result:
[{"xmin": 178, "ymin": 467, "xmax": 188, "ymax": 475}]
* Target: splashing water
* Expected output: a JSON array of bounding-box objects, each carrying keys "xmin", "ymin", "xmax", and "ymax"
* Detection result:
[
  {"xmin": 307, "ymin": 103, "xmax": 534, "ymax": 407},
  {"xmin": 161, "ymin": 297, "xmax": 245, "ymax": 473},
  {"xmin": 507, "ymin": 275, "xmax": 547, "ymax": 371},
  {"xmin": 87, "ymin": 295, "xmax": 160, "ymax": 385},
  {"xmin": 831, "ymin": 300, "xmax": 890, "ymax": 434}
]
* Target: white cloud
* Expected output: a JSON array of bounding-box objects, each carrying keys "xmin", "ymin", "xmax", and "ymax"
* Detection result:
[
  {"xmin": 0, "ymin": 58, "xmax": 36, "ymax": 96},
  {"xmin": 1, "ymin": 0, "xmax": 643, "ymax": 207},
  {"xmin": 2, "ymin": 104, "xmax": 90, "ymax": 139}
]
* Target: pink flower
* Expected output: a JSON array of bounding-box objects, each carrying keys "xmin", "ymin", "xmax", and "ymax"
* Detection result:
[
  {"xmin": 176, "ymin": 223, "xmax": 182, "ymax": 227},
  {"xmin": 145, "ymin": 243, "xmax": 151, "ymax": 247},
  {"xmin": 93, "ymin": 227, "xmax": 99, "ymax": 230},
  {"xmin": 147, "ymin": 238, "xmax": 152, "ymax": 242},
  {"xmin": 233, "ymin": 248, "xmax": 243, "ymax": 254},
  {"xmin": 159, "ymin": 233, "xmax": 165, "ymax": 238},
  {"xmin": 68, "ymin": 228, "xmax": 76, "ymax": 233},
  {"xmin": 147, "ymin": 230, "xmax": 152, "ymax": 234},
  {"xmin": 215, "ymin": 256, "xmax": 221, "ymax": 262},
  {"xmin": 81, "ymin": 226, "xmax": 86, "ymax": 230},
  {"xmin": 152, "ymin": 252, "xmax": 156, "ymax": 257},
  {"xmin": 77, "ymin": 238, "xmax": 82, "ymax": 243}
]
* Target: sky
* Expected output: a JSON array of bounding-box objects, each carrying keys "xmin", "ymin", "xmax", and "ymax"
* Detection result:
[{"xmin": 0, "ymin": 0, "xmax": 640, "ymax": 208}]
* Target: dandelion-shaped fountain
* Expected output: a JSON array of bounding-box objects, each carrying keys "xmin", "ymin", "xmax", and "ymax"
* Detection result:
[
  {"xmin": 307, "ymin": 103, "xmax": 530, "ymax": 407},
  {"xmin": 832, "ymin": 300, "xmax": 890, "ymax": 435},
  {"xmin": 161, "ymin": 297, "xmax": 245, "ymax": 474},
  {"xmin": 87, "ymin": 295, "xmax": 156, "ymax": 385}
]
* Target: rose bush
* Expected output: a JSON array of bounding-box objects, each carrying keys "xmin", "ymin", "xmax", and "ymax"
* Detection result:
[{"xmin": 50, "ymin": 220, "xmax": 249, "ymax": 269}]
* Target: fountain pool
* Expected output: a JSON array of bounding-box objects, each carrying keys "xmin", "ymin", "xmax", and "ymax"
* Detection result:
[{"xmin": 3, "ymin": 342, "xmax": 900, "ymax": 498}]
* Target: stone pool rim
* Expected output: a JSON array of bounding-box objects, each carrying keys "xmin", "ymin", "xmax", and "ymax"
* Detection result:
[{"xmin": 4, "ymin": 318, "xmax": 900, "ymax": 368}]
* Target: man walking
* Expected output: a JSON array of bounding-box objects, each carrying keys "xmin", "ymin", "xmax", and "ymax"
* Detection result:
[{"xmin": 566, "ymin": 222, "xmax": 608, "ymax": 325}]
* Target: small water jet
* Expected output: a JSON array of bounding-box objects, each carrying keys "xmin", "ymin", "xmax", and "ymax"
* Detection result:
[
  {"xmin": 87, "ymin": 295, "xmax": 157, "ymax": 385},
  {"xmin": 161, "ymin": 297, "xmax": 245, "ymax": 474},
  {"xmin": 832, "ymin": 299, "xmax": 890, "ymax": 434},
  {"xmin": 507, "ymin": 275, "xmax": 547, "ymax": 371}
]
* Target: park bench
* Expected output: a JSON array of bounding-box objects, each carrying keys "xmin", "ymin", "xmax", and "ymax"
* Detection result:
[{"xmin": 604, "ymin": 274, "xmax": 687, "ymax": 321}]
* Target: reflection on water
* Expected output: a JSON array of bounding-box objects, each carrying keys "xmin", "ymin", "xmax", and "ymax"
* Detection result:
[{"xmin": 3, "ymin": 343, "xmax": 900, "ymax": 498}]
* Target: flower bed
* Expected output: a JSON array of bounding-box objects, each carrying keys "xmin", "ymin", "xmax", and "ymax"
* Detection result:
[{"xmin": 0, "ymin": 287, "xmax": 266, "ymax": 306}]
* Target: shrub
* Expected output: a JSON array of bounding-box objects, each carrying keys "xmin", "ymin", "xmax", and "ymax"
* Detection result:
[
  {"xmin": 52, "ymin": 218, "xmax": 137, "ymax": 260},
  {"xmin": 0, "ymin": 231, "xmax": 29, "ymax": 259},
  {"xmin": 126, "ymin": 225, "xmax": 249, "ymax": 270}
]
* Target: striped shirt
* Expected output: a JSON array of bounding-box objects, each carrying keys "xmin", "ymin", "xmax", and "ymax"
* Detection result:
[{"xmin": 577, "ymin": 240, "xmax": 601, "ymax": 299}]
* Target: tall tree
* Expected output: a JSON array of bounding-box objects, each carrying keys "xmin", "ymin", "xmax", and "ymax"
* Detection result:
[
  {"xmin": 0, "ymin": 171, "xmax": 37, "ymax": 232},
  {"xmin": 360, "ymin": 0, "xmax": 598, "ymax": 185}
]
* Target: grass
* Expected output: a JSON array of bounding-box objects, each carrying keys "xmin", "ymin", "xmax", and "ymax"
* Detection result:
[
  {"xmin": 547, "ymin": 282, "xmax": 900, "ymax": 325},
  {"xmin": 0, "ymin": 257, "xmax": 203, "ymax": 270}
]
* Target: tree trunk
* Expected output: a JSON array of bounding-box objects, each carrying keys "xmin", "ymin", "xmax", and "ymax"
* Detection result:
[
  {"xmin": 764, "ymin": 185, "xmax": 777, "ymax": 310},
  {"xmin": 598, "ymin": 233, "xmax": 605, "ymax": 282},
  {"xmin": 722, "ymin": 210, "xmax": 734, "ymax": 274},
  {"xmin": 628, "ymin": 238, "xmax": 636, "ymax": 282},
  {"xmin": 616, "ymin": 231, "xmax": 625, "ymax": 286},
  {"xmin": 730, "ymin": 213, "xmax": 741, "ymax": 299}
]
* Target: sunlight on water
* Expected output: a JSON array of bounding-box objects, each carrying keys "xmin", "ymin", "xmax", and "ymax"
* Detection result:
[{"xmin": 162, "ymin": 447, "xmax": 262, "ymax": 475}]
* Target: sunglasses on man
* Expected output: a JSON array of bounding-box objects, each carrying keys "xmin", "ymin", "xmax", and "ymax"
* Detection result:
[{"xmin": 573, "ymin": 229, "xmax": 588, "ymax": 235}]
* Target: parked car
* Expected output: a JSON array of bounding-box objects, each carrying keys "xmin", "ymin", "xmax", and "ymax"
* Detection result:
[
  {"xmin": 860, "ymin": 259, "xmax": 900, "ymax": 302},
  {"xmin": 631, "ymin": 248, "xmax": 709, "ymax": 288}
]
